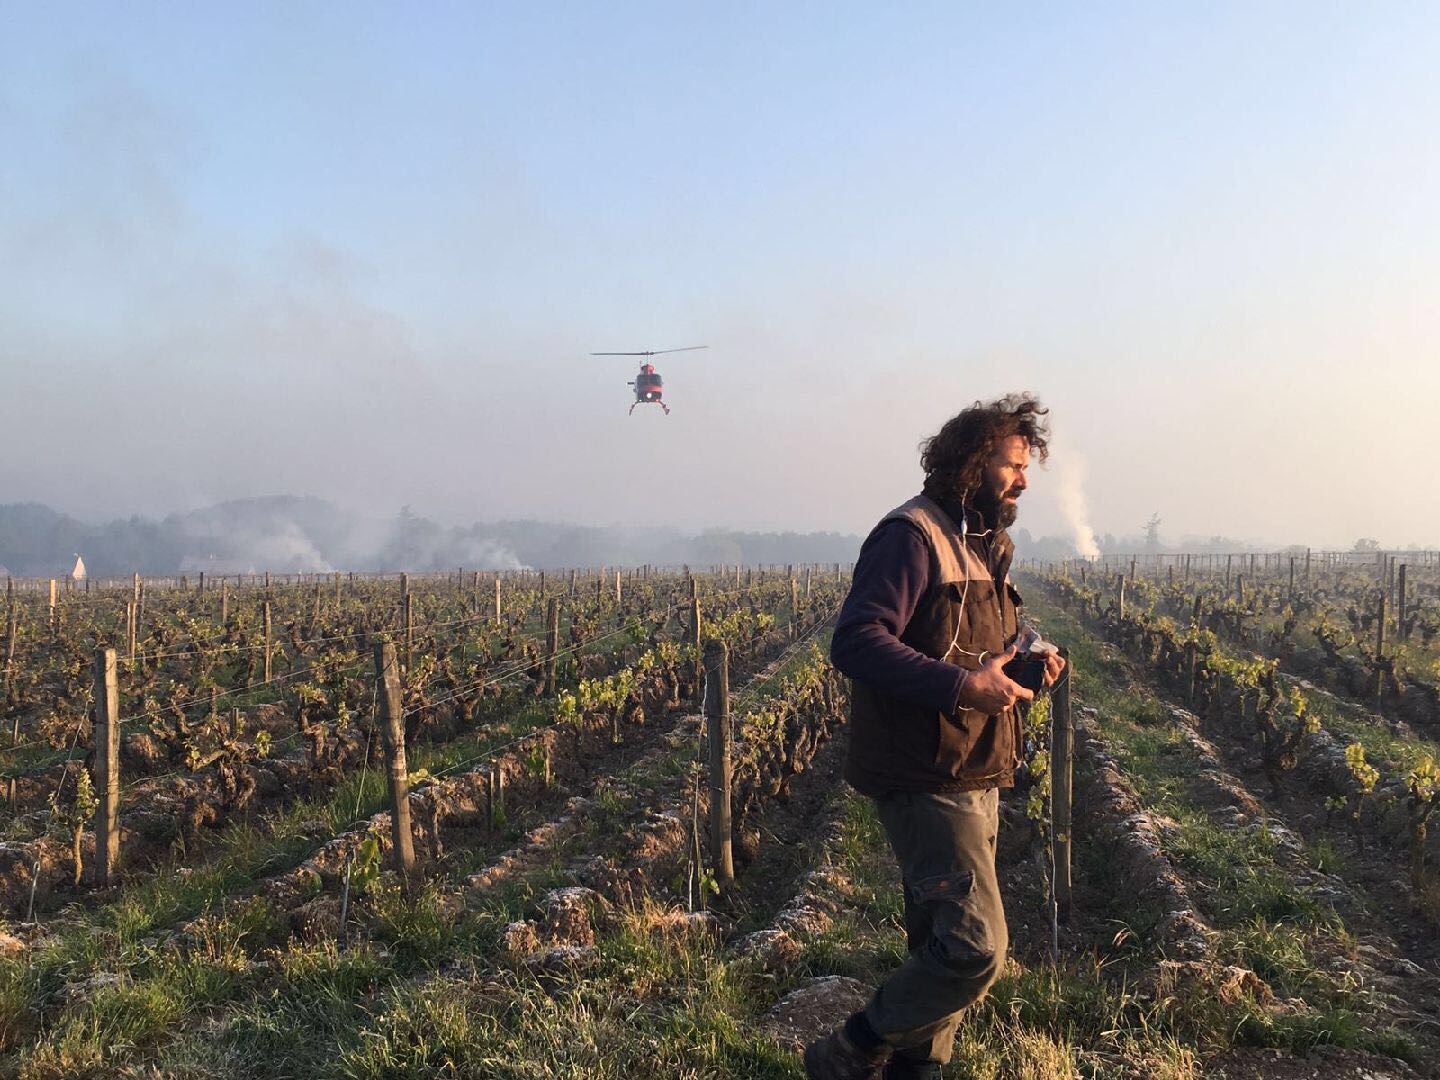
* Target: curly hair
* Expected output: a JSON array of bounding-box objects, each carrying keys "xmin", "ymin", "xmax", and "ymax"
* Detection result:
[{"xmin": 919, "ymin": 393, "xmax": 1050, "ymax": 502}]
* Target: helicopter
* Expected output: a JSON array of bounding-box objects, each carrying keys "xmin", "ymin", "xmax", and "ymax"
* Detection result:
[{"xmin": 590, "ymin": 345, "xmax": 708, "ymax": 415}]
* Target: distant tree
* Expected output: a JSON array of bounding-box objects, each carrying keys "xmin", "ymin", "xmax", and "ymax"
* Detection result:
[
  {"xmin": 1352, "ymin": 537, "xmax": 1381, "ymax": 553},
  {"xmin": 1143, "ymin": 513, "xmax": 1163, "ymax": 551}
]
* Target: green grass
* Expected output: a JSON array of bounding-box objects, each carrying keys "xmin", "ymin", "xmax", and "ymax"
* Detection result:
[{"xmin": 0, "ymin": 693, "xmax": 567, "ymax": 1060}]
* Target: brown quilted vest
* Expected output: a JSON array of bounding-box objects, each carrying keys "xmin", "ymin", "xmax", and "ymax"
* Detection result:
[{"xmin": 843, "ymin": 494, "xmax": 1023, "ymax": 796}]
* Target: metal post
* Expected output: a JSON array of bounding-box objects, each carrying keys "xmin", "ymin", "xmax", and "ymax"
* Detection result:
[
  {"xmin": 690, "ymin": 583, "xmax": 703, "ymax": 706},
  {"xmin": 545, "ymin": 597, "xmax": 559, "ymax": 696},
  {"xmin": 262, "ymin": 600, "xmax": 273, "ymax": 682},
  {"xmin": 1051, "ymin": 647, "xmax": 1072, "ymax": 924}
]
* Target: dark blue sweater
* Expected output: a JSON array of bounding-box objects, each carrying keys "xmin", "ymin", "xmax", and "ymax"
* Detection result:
[{"xmin": 830, "ymin": 519, "xmax": 970, "ymax": 714}]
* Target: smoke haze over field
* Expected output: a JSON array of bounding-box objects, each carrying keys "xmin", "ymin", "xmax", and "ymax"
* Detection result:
[
  {"xmin": 3, "ymin": 6, "xmax": 1439, "ymax": 552},
  {"xmin": 0, "ymin": 498, "xmax": 868, "ymax": 578}
]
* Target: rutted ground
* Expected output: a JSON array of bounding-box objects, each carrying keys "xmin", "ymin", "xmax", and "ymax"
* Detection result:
[
  {"xmin": 1024, "ymin": 587, "xmax": 1434, "ymax": 1078},
  {"xmin": 14, "ymin": 592, "xmax": 1440, "ymax": 1077}
]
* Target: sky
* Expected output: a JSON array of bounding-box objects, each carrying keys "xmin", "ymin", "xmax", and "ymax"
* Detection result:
[{"xmin": 2, "ymin": 2, "xmax": 1438, "ymax": 551}]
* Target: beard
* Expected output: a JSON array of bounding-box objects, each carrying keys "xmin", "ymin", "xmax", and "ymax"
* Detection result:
[{"xmin": 974, "ymin": 486, "xmax": 1019, "ymax": 529}]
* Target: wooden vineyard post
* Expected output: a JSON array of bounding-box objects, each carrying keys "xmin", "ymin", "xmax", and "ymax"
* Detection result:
[
  {"xmin": 494, "ymin": 575, "xmax": 502, "ymax": 626},
  {"xmin": 220, "ymin": 581, "xmax": 229, "ymax": 626},
  {"xmin": 1288, "ymin": 557, "xmax": 1295, "ymax": 599},
  {"xmin": 569, "ymin": 569, "xmax": 577, "ymax": 598},
  {"xmin": 1375, "ymin": 589, "xmax": 1387, "ymax": 712},
  {"xmin": 93, "ymin": 647, "xmax": 121, "ymax": 886},
  {"xmin": 790, "ymin": 576, "xmax": 800, "ymax": 640},
  {"xmin": 703, "ymin": 640, "xmax": 734, "ymax": 890},
  {"xmin": 545, "ymin": 598, "xmax": 560, "ymax": 696},
  {"xmin": 804, "ymin": 565, "xmax": 812, "ymax": 599},
  {"xmin": 48, "ymin": 579, "xmax": 57, "ymax": 637},
  {"xmin": 1397, "ymin": 564, "xmax": 1408, "ymax": 635},
  {"xmin": 133, "ymin": 573, "xmax": 141, "ymax": 605},
  {"xmin": 1051, "ymin": 647, "xmax": 1073, "ymax": 927},
  {"xmin": 1117, "ymin": 574, "xmax": 1127, "ymax": 621},
  {"xmin": 615, "ymin": 569, "xmax": 622, "ymax": 606},
  {"xmin": 335, "ymin": 571, "xmax": 343, "ymax": 608},
  {"xmin": 373, "ymin": 641, "xmax": 417, "ymax": 883},
  {"xmin": 1305, "ymin": 548, "xmax": 1311, "ymax": 581},
  {"xmin": 262, "ymin": 601, "xmax": 273, "ymax": 682}
]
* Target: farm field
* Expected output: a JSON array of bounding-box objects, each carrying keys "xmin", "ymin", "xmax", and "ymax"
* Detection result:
[{"xmin": 0, "ymin": 563, "xmax": 1435, "ymax": 1077}]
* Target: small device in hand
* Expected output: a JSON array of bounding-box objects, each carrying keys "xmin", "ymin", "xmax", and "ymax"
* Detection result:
[{"xmin": 1003, "ymin": 628, "xmax": 1058, "ymax": 694}]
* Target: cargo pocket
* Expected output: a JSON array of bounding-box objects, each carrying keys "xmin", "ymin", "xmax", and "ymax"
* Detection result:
[
  {"xmin": 934, "ymin": 711, "xmax": 975, "ymax": 773},
  {"xmin": 909, "ymin": 869, "xmax": 997, "ymax": 970}
]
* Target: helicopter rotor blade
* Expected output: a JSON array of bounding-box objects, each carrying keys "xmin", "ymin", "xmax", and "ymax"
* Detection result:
[{"xmin": 589, "ymin": 345, "xmax": 708, "ymax": 357}]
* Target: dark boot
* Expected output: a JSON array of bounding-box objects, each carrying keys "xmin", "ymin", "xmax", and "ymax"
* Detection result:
[{"xmin": 803, "ymin": 1028, "xmax": 888, "ymax": 1080}]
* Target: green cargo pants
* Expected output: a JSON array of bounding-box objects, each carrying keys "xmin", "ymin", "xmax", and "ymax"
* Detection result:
[{"xmin": 862, "ymin": 786, "xmax": 1008, "ymax": 1067}]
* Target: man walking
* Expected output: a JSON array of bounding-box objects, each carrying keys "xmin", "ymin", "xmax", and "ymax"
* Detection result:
[{"xmin": 805, "ymin": 393, "xmax": 1065, "ymax": 1079}]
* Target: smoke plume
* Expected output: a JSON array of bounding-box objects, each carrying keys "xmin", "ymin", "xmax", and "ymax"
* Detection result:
[{"xmin": 1054, "ymin": 455, "xmax": 1101, "ymax": 561}]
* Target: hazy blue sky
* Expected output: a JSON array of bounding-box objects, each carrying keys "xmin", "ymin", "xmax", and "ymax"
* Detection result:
[{"xmin": 3, "ymin": 3, "xmax": 1438, "ymax": 550}]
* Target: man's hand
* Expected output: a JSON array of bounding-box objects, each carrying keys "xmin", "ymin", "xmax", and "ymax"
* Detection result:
[
  {"xmin": 1041, "ymin": 650, "xmax": 1067, "ymax": 689},
  {"xmin": 956, "ymin": 645, "xmax": 1035, "ymax": 714}
]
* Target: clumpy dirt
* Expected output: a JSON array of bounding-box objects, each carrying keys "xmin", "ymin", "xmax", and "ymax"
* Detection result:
[{"xmin": 1204, "ymin": 1045, "xmax": 1423, "ymax": 1079}]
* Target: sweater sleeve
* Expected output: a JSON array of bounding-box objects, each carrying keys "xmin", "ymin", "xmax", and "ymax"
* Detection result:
[{"xmin": 830, "ymin": 519, "xmax": 969, "ymax": 713}]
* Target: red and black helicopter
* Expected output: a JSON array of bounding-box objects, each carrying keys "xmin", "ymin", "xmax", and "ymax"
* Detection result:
[{"xmin": 590, "ymin": 345, "xmax": 708, "ymax": 415}]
